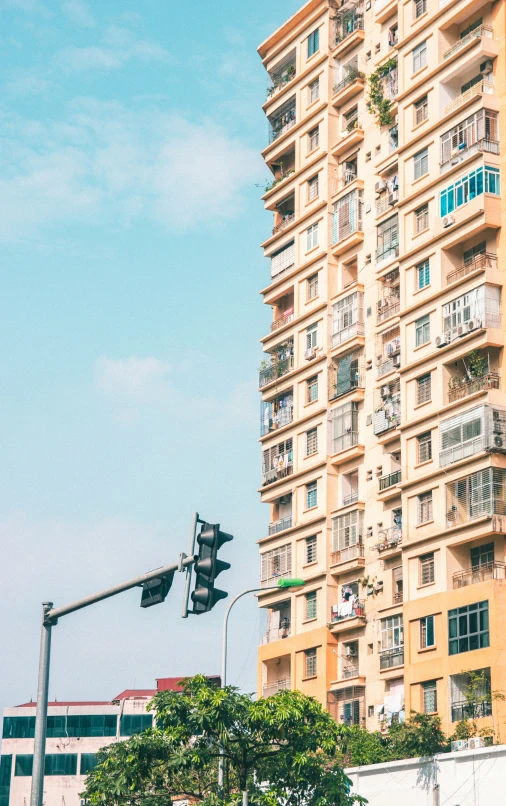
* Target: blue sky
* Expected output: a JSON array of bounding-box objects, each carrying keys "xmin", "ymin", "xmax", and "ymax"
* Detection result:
[{"xmin": 0, "ymin": 0, "xmax": 302, "ymax": 717}]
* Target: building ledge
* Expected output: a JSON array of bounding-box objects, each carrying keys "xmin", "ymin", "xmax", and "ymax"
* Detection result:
[
  {"xmin": 261, "ymin": 302, "xmax": 327, "ymax": 344},
  {"xmin": 261, "ymin": 199, "xmax": 327, "ymax": 249},
  {"xmin": 258, "ymin": 460, "xmax": 327, "ymax": 495},
  {"xmin": 261, "ymin": 99, "xmax": 327, "ymax": 159},
  {"xmin": 261, "ymin": 150, "xmax": 327, "ymax": 203},
  {"xmin": 330, "ymin": 128, "xmax": 365, "ymax": 158},
  {"xmin": 257, "ymin": 513, "xmax": 327, "ymax": 545},
  {"xmin": 259, "ymin": 248, "xmax": 327, "ymax": 297}
]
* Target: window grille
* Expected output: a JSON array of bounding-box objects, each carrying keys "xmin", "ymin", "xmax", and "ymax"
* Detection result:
[
  {"xmin": 416, "ymin": 373, "xmax": 431, "ymax": 404},
  {"xmin": 417, "ymin": 432, "xmax": 432, "ymax": 463},
  {"xmin": 440, "ymin": 110, "xmax": 499, "ymax": 167},
  {"xmin": 308, "ymin": 175, "xmax": 319, "ymax": 200},
  {"xmin": 376, "ymin": 214, "xmax": 398, "ymax": 261},
  {"xmin": 306, "ymin": 427, "xmax": 318, "ymax": 456},
  {"xmin": 414, "ymin": 95, "xmax": 428, "ymax": 125},
  {"xmin": 449, "ymin": 600, "xmax": 489, "ymax": 655},
  {"xmin": 414, "ymin": 0, "xmax": 427, "ymax": 19},
  {"xmin": 332, "ymin": 190, "xmax": 363, "ymax": 244},
  {"xmin": 420, "ymin": 552, "xmax": 435, "ymax": 585},
  {"xmin": 442, "ymin": 283, "xmax": 500, "ymax": 342},
  {"xmin": 268, "ymin": 96, "xmax": 296, "ymax": 143},
  {"xmin": 305, "ymin": 592, "xmax": 317, "ymax": 620},
  {"xmin": 262, "ymin": 438, "xmax": 293, "ymax": 483},
  {"xmin": 374, "ymin": 376, "xmax": 401, "ymax": 434},
  {"xmin": 306, "ymin": 480, "xmax": 317, "ymax": 508},
  {"xmin": 307, "ymin": 376, "xmax": 318, "ymax": 402},
  {"xmin": 270, "ymin": 241, "xmax": 295, "ymax": 279},
  {"xmin": 327, "ymin": 687, "xmax": 365, "ymax": 725},
  {"xmin": 440, "ymin": 404, "xmax": 506, "ymax": 466},
  {"xmin": 306, "ymin": 223, "xmax": 319, "ymax": 251},
  {"xmin": 450, "ymin": 667, "xmax": 491, "ymax": 720},
  {"xmin": 422, "ymin": 680, "xmax": 437, "ymax": 712},
  {"xmin": 418, "ymin": 491, "xmax": 433, "ymax": 523},
  {"xmin": 329, "ymin": 352, "xmax": 363, "ymax": 400},
  {"xmin": 332, "ymin": 509, "xmax": 363, "ymax": 552},
  {"xmin": 305, "ymin": 647, "xmax": 317, "ymax": 676},
  {"xmin": 415, "ymin": 203, "xmax": 429, "ymax": 233},
  {"xmin": 261, "ymin": 543, "xmax": 292, "ymax": 583},
  {"xmin": 414, "ymin": 148, "xmax": 428, "ymax": 180},
  {"xmin": 308, "ymin": 126, "xmax": 319, "ymax": 151},
  {"xmin": 420, "ymin": 615, "xmax": 435, "ymax": 648},
  {"xmin": 309, "ymin": 78, "xmax": 320, "ymax": 103},
  {"xmin": 306, "ymin": 535, "xmax": 317, "ymax": 564},
  {"xmin": 446, "ymin": 467, "xmax": 506, "ymax": 527},
  {"xmin": 329, "ymin": 401, "xmax": 359, "ymax": 454},
  {"xmin": 331, "ymin": 291, "xmax": 364, "ymax": 346},
  {"xmin": 307, "ymin": 273, "xmax": 319, "ymax": 299},
  {"xmin": 260, "ymin": 392, "xmax": 293, "ymax": 436}
]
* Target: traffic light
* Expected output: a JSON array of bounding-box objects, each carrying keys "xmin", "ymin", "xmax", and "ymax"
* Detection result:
[
  {"xmin": 140, "ymin": 571, "xmax": 175, "ymax": 608},
  {"xmin": 191, "ymin": 522, "xmax": 233, "ymax": 614}
]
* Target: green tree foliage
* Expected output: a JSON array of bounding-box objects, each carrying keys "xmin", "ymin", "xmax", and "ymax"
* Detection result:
[
  {"xmin": 83, "ymin": 675, "xmax": 366, "ymax": 806},
  {"xmin": 366, "ymin": 58, "xmax": 397, "ymax": 126},
  {"xmin": 339, "ymin": 713, "xmax": 448, "ymax": 767}
]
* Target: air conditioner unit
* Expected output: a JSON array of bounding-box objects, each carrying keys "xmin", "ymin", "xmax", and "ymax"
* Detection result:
[
  {"xmin": 381, "ymin": 385, "xmax": 390, "ymax": 397},
  {"xmin": 494, "ymin": 435, "xmax": 504, "ymax": 449},
  {"xmin": 279, "ymin": 495, "xmax": 291, "ymax": 505},
  {"xmin": 443, "ymin": 215, "xmax": 455, "ymax": 228},
  {"xmin": 375, "ymin": 179, "xmax": 387, "ymax": 193},
  {"xmin": 389, "ymin": 191, "xmax": 399, "ymax": 205},
  {"xmin": 480, "ymin": 59, "xmax": 493, "ymax": 74},
  {"xmin": 376, "ymin": 355, "xmax": 382, "ymax": 366},
  {"xmin": 467, "ymin": 318, "xmax": 482, "ymax": 332},
  {"xmin": 435, "ymin": 333, "xmax": 449, "ymax": 348},
  {"xmin": 468, "ymin": 737, "xmax": 485, "ymax": 750},
  {"xmin": 451, "ymin": 739, "xmax": 468, "ymax": 752},
  {"xmin": 457, "ymin": 324, "xmax": 466, "ymax": 337},
  {"xmin": 305, "ymin": 347, "xmax": 317, "ymax": 360},
  {"xmin": 392, "ymin": 354, "xmax": 401, "ymax": 368}
]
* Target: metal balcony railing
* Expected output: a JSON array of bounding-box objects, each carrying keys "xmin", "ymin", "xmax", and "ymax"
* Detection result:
[
  {"xmin": 376, "ymin": 195, "xmax": 398, "ymax": 216},
  {"xmin": 268, "ymin": 516, "xmax": 292, "ymax": 535},
  {"xmin": 262, "ymin": 679, "xmax": 291, "ymax": 697},
  {"xmin": 443, "ymin": 25, "xmax": 493, "ymax": 61},
  {"xmin": 451, "ymin": 699, "xmax": 492, "ymax": 722},
  {"xmin": 440, "ymin": 138, "xmax": 499, "ymax": 172},
  {"xmin": 262, "ymin": 463, "xmax": 293, "ymax": 487},
  {"xmin": 379, "ymin": 470, "xmax": 401, "ymax": 491},
  {"xmin": 272, "ymin": 213, "xmax": 295, "ymax": 235},
  {"xmin": 261, "ymin": 405, "xmax": 293, "ymax": 437},
  {"xmin": 453, "ymin": 561, "xmax": 505, "ymax": 589},
  {"xmin": 334, "ymin": 17, "xmax": 364, "ymax": 48},
  {"xmin": 446, "ymin": 253, "xmax": 496, "ymax": 285},
  {"xmin": 443, "ymin": 81, "xmax": 494, "ymax": 118},
  {"xmin": 377, "ymin": 298, "xmax": 400, "ymax": 323},
  {"xmin": 333, "ymin": 69, "xmax": 365, "ymax": 96},
  {"xmin": 448, "ymin": 372, "xmax": 500, "ymax": 403},
  {"xmin": 376, "ymin": 243, "xmax": 399, "ymax": 263},
  {"xmin": 343, "ymin": 492, "xmax": 359, "ymax": 507},
  {"xmin": 374, "ymin": 526, "xmax": 402, "ymax": 550},
  {"xmin": 331, "ymin": 543, "xmax": 364, "ymax": 566},
  {"xmin": 379, "ymin": 647, "xmax": 404, "ymax": 669},
  {"xmin": 271, "ymin": 308, "xmax": 294, "ymax": 332},
  {"xmin": 330, "ymin": 600, "xmax": 365, "ymax": 624},
  {"xmin": 341, "ymin": 662, "xmax": 360, "ymax": 679},
  {"xmin": 393, "ymin": 591, "xmax": 403, "ymax": 604},
  {"xmin": 331, "ymin": 321, "xmax": 364, "ymax": 348},
  {"xmin": 259, "ymin": 356, "xmax": 294, "ymax": 388}
]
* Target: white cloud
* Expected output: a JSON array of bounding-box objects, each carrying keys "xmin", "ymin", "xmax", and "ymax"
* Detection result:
[
  {"xmin": 4, "ymin": 71, "xmax": 55, "ymax": 95},
  {"xmin": 61, "ymin": 0, "xmax": 95, "ymax": 27},
  {"xmin": 58, "ymin": 45, "xmax": 123, "ymax": 71},
  {"xmin": 94, "ymin": 356, "xmax": 171, "ymax": 401},
  {"xmin": 56, "ymin": 26, "xmax": 171, "ymax": 71}
]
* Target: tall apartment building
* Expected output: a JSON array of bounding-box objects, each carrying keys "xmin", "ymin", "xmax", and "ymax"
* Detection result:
[{"xmin": 256, "ymin": 0, "xmax": 506, "ymax": 738}]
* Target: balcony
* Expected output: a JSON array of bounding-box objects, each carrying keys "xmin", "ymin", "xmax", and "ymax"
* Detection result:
[
  {"xmin": 343, "ymin": 492, "xmax": 359, "ymax": 507},
  {"xmin": 451, "ymin": 699, "xmax": 492, "ymax": 722},
  {"xmin": 261, "ymin": 571, "xmax": 292, "ymax": 589},
  {"xmin": 379, "ymin": 647, "xmax": 404, "ymax": 670},
  {"xmin": 341, "ymin": 661, "xmax": 360, "ymax": 680},
  {"xmin": 448, "ymin": 372, "xmax": 499, "ymax": 404},
  {"xmin": 446, "ymin": 468, "xmax": 506, "ymax": 529},
  {"xmin": 376, "ymin": 193, "xmax": 398, "ymax": 217},
  {"xmin": 262, "ymin": 463, "xmax": 293, "ymax": 487},
  {"xmin": 447, "ymin": 252, "xmax": 496, "ymax": 285},
  {"xmin": 330, "ymin": 600, "xmax": 365, "ymax": 626},
  {"xmin": 443, "ymin": 25, "xmax": 493, "ymax": 61},
  {"xmin": 268, "ymin": 516, "xmax": 292, "ymax": 535},
  {"xmin": 332, "ymin": 191, "xmax": 364, "ymax": 253},
  {"xmin": 268, "ymin": 97, "xmax": 296, "ymax": 144},
  {"xmin": 379, "ymin": 470, "xmax": 401, "ymax": 491},
  {"xmin": 331, "ymin": 543, "xmax": 364, "ymax": 566},
  {"xmin": 376, "ymin": 244, "xmax": 399, "ymax": 263},
  {"xmin": 374, "ymin": 405, "xmax": 400, "ymax": 436},
  {"xmin": 453, "ymin": 561, "xmax": 505, "ymax": 589},
  {"xmin": 331, "ymin": 322, "xmax": 364, "ymax": 349},
  {"xmin": 263, "ymin": 623, "xmax": 291, "ymax": 644},
  {"xmin": 440, "ymin": 405, "xmax": 506, "ymax": 468},
  {"xmin": 377, "ymin": 297, "xmax": 400, "ymax": 324},
  {"xmin": 259, "ymin": 355, "xmax": 294, "ymax": 388},
  {"xmin": 440, "ymin": 283, "xmax": 501, "ymax": 346},
  {"xmin": 329, "ymin": 356, "xmax": 365, "ymax": 401},
  {"xmin": 263, "ymin": 678, "xmax": 290, "ymax": 697},
  {"xmin": 393, "ymin": 591, "xmax": 403, "ymax": 604},
  {"xmin": 440, "ymin": 138, "xmax": 499, "ymax": 174},
  {"xmin": 374, "ymin": 526, "xmax": 402, "ymax": 551},
  {"xmin": 333, "ymin": 10, "xmax": 364, "ymax": 57},
  {"xmin": 332, "ymin": 70, "xmax": 366, "ymax": 105},
  {"xmin": 261, "ymin": 396, "xmax": 293, "ymax": 437},
  {"xmin": 443, "ymin": 80, "xmax": 494, "ymax": 119},
  {"xmin": 271, "ymin": 308, "xmax": 294, "ymax": 332},
  {"xmin": 272, "ymin": 212, "xmax": 295, "ymax": 236}
]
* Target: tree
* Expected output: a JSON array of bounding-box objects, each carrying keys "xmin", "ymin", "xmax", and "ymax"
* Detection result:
[{"xmin": 83, "ymin": 675, "xmax": 366, "ymax": 806}]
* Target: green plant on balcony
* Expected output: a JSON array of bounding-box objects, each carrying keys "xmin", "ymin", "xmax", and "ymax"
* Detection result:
[
  {"xmin": 448, "ymin": 350, "xmax": 489, "ymax": 390},
  {"xmin": 264, "ymin": 162, "xmax": 295, "ymax": 193},
  {"xmin": 366, "ymin": 58, "xmax": 397, "ymax": 126}
]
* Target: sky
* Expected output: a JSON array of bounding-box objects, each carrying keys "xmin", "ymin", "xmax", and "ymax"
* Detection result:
[{"xmin": 0, "ymin": 0, "xmax": 303, "ymax": 721}]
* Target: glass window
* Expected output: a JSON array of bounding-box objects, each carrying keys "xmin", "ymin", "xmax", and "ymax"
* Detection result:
[
  {"xmin": 420, "ymin": 552, "xmax": 435, "ymax": 584},
  {"xmin": 306, "ymin": 427, "xmax": 318, "ymax": 456},
  {"xmin": 376, "ymin": 214, "xmax": 398, "ymax": 261},
  {"xmin": 80, "ymin": 754, "xmax": 99, "ymax": 775},
  {"xmin": 416, "ymin": 373, "xmax": 431, "ymax": 405},
  {"xmin": 471, "ymin": 542, "xmax": 494, "ymax": 569},
  {"xmin": 308, "ymin": 174, "xmax": 319, "ymax": 200},
  {"xmin": 413, "ymin": 41, "xmax": 427, "ymax": 73},
  {"xmin": 261, "ymin": 543, "xmax": 292, "ymax": 582},
  {"xmin": 306, "ymin": 222, "xmax": 319, "ymax": 251},
  {"xmin": 440, "ymin": 166, "xmax": 500, "ymax": 217},
  {"xmin": 415, "ymin": 314, "xmax": 430, "ymax": 347},
  {"xmin": 306, "ymin": 535, "xmax": 317, "ymax": 564},
  {"xmin": 414, "ymin": 95, "xmax": 428, "ymax": 125},
  {"xmin": 305, "ymin": 647, "xmax": 317, "ymax": 676},
  {"xmin": 449, "ymin": 600, "xmax": 489, "ymax": 655},
  {"xmin": 414, "ymin": 147, "xmax": 428, "ymax": 180},
  {"xmin": 420, "ymin": 615, "xmax": 435, "ymax": 648},
  {"xmin": 2, "ymin": 717, "xmax": 35, "ymax": 739},
  {"xmin": 330, "ymin": 401, "xmax": 359, "ymax": 454},
  {"xmin": 306, "ymin": 481, "xmax": 317, "ymax": 509},
  {"xmin": 307, "ymin": 28, "xmax": 319, "ymax": 57},
  {"xmin": 45, "ymin": 754, "xmax": 78, "ymax": 776},
  {"xmin": 417, "ymin": 259, "xmax": 430, "ymax": 289},
  {"xmin": 380, "ymin": 615, "xmax": 403, "ymax": 650},
  {"xmin": 14, "ymin": 756, "xmax": 33, "ymax": 777},
  {"xmin": 414, "ymin": 0, "xmax": 427, "ymax": 18},
  {"xmin": 417, "ymin": 432, "xmax": 432, "ymax": 463},
  {"xmin": 418, "ymin": 491, "xmax": 433, "ymax": 523},
  {"xmin": 309, "ymin": 77, "xmax": 320, "ymax": 103},
  {"xmin": 307, "ymin": 273, "xmax": 319, "ymax": 299},
  {"xmin": 306, "ymin": 323, "xmax": 318, "ymax": 350},
  {"xmin": 415, "ymin": 203, "xmax": 429, "ymax": 233},
  {"xmin": 422, "ymin": 680, "xmax": 437, "ymax": 712},
  {"xmin": 46, "ymin": 714, "xmax": 117, "ymax": 738},
  {"xmin": 305, "ymin": 591, "xmax": 317, "ymax": 620},
  {"xmin": 308, "ymin": 126, "xmax": 319, "ymax": 151},
  {"xmin": 119, "ymin": 714, "xmax": 153, "ymax": 737},
  {"xmin": 307, "ymin": 376, "xmax": 318, "ymax": 402}
]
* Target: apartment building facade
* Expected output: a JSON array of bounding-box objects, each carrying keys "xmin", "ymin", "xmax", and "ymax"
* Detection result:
[{"xmin": 256, "ymin": 0, "xmax": 506, "ymax": 739}]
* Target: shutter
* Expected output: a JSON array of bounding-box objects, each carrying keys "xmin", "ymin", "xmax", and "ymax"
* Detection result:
[
  {"xmin": 271, "ymin": 242, "xmax": 295, "ymax": 278},
  {"xmin": 393, "ymin": 565, "xmax": 403, "ymax": 582}
]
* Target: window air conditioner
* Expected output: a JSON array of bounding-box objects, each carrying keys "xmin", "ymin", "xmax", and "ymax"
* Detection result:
[
  {"xmin": 442, "ymin": 215, "xmax": 455, "ymax": 228},
  {"xmin": 305, "ymin": 347, "xmax": 317, "ymax": 360},
  {"xmin": 435, "ymin": 333, "xmax": 449, "ymax": 347},
  {"xmin": 375, "ymin": 179, "xmax": 387, "ymax": 193},
  {"xmin": 480, "ymin": 59, "xmax": 493, "ymax": 74},
  {"xmin": 468, "ymin": 737, "xmax": 485, "ymax": 750},
  {"xmin": 467, "ymin": 318, "xmax": 482, "ymax": 332}
]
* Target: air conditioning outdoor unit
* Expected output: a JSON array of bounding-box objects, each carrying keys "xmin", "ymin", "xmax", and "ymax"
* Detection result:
[
  {"xmin": 468, "ymin": 737, "xmax": 485, "ymax": 750},
  {"xmin": 381, "ymin": 385, "xmax": 390, "ymax": 397},
  {"xmin": 443, "ymin": 215, "xmax": 455, "ymax": 228},
  {"xmin": 467, "ymin": 318, "xmax": 482, "ymax": 332},
  {"xmin": 451, "ymin": 739, "xmax": 468, "ymax": 752},
  {"xmin": 305, "ymin": 347, "xmax": 317, "ymax": 360},
  {"xmin": 389, "ymin": 191, "xmax": 399, "ymax": 204},
  {"xmin": 375, "ymin": 179, "xmax": 387, "ymax": 193},
  {"xmin": 435, "ymin": 333, "xmax": 449, "ymax": 348},
  {"xmin": 392, "ymin": 354, "xmax": 401, "ymax": 367},
  {"xmin": 457, "ymin": 324, "xmax": 466, "ymax": 337},
  {"xmin": 480, "ymin": 59, "xmax": 493, "ymax": 74}
]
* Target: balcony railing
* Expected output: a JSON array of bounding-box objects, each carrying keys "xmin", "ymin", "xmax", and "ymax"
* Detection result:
[
  {"xmin": 333, "ymin": 69, "xmax": 365, "ymax": 96},
  {"xmin": 331, "ymin": 543, "xmax": 364, "ymax": 566},
  {"xmin": 262, "ymin": 463, "xmax": 293, "ymax": 486},
  {"xmin": 342, "ymin": 662, "xmax": 360, "ymax": 679},
  {"xmin": 379, "ymin": 647, "xmax": 404, "ymax": 669},
  {"xmin": 376, "ymin": 244, "xmax": 399, "ymax": 263},
  {"xmin": 263, "ymin": 679, "xmax": 291, "ymax": 697},
  {"xmin": 261, "ymin": 405, "xmax": 293, "ymax": 437},
  {"xmin": 259, "ymin": 356, "xmax": 294, "ymax": 388},
  {"xmin": 271, "ymin": 308, "xmax": 294, "ymax": 332},
  {"xmin": 330, "ymin": 600, "xmax": 365, "ymax": 624},
  {"xmin": 447, "ymin": 252, "xmax": 496, "ymax": 285},
  {"xmin": 376, "ymin": 195, "xmax": 398, "ymax": 216},
  {"xmin": 374, "ymin": 407, "xmax": 400, "ymax": 435},
  {"xmin": 451, "ymin": 699, "xmax": 492, "ymax": 722},
  {"xmin": 343, "ymin": 116, "xmax": 361, "ymax": 134},
  {"xmin": 379, "ymin": 470, "xmax": 401, "ymax": 491},
  {"xmin": 377, "ymin": 298, "xmax": 400, "ymax": 323},
  {"xmin": 266, "ymin": 68, "xmax": 296, "ymax": 100},
  {"xmin": 440, "ymin": 138, "xmax": 500, "ymax": 173},
  {"xmin": 443, "ymin": 25, "xmax": 493, "ymax": 61},
  {"xmin": 343, "ymin": 492, "xmax": 359, "ymax": 507},
  {"xmin": 448, "ymin": 372, "xmax": 500, "ymax": 403},
  {"xmin": 443, "ymin": 80, "xmax": 494, "ymax": 118},
  {"xmin": 332, "ymin": 430, "xmax": 359, "ymax": 455},
  {"xmin": 331, "ymin": 321, "xmax": 364, "ymax": 348},
  {"xmin": 263, "ymin": 622, "xmax": 291, "ymax": 643},
  {"xmin": 453, "ymin": 561, "xmax": 505, "ymax": 589},
  {"xmin": 334, "ymin": 17, "xmax": 364, "ymax": 48},
  {"xmin": 377, "ymin": 356, "xmax": 400, "ymax": 377},
  {"xmin": 393, "ymin": 591, "xmax": 403, "ymax": 604},
  {"xmin": 261, "ymin": 571, "xmax": 292, "ymax": 589},
  {"xmin": 329, "ymin": 369, "xmax": 364, "ymax": 402},
  {"xmin": 272, "ymin": 213, "xmax": 295, "ymax": 235},
  {"xmin": 268, "ymin": 516, "xmax": 292, "ymax": 535},
  {"xmin": 374, "ymin": 526, "xmax": 402, "ymax": 550}
]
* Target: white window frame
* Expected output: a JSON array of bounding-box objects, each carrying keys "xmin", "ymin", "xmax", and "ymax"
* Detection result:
[
  {"xmin": 413, "ymin": 40, "xmax": 427, "ymax": 73},
  {"xmin": 306, "ymin": 222, "xmax": 319, "ymax": 251}
]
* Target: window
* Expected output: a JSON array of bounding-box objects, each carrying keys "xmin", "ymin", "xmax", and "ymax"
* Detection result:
[
  {"xmin": 15, "ymin": 756, "xmax": 33, "ymax": 777},
  {"xmin": 306, "ymin": 535, "xmax": 317, "ymax": 564},
  {"xmin": 307, "ymin": 222, "xmax": 319, "ymax": 251},
  {"xmin": 440, "ymin": 166, "xmax": 500, "ymax": 217},
  {"xmin": 332, "ymin": 189, "xmax": 363, "ymax": 244},
  {"xmin": 309, "ymin": 78, "xmax": 320, "ymax": 103},
  {"xmin": 449, "ymin": 600, "xmax": 489, "ymax": 655},
  {"xmin": 420, "ymin": 615, "xmax": 435, "ymax": 648},
  {"xmin": 414, "ymin": 148, "xmax": 428, "ymax": 180},
  {"xmin": 414, "ymin": 95, "xmax": 428, "ymax": 126},
  {"xmin": 416, "ymin": 373, "xmax": 431, "ymax": 405},
  {"xmin": 416, "ymin": 259, "xmax": 430, "ymax": 289},
  {"xmin": 440, "ymin": 110, "xmax": 498, "ymax": 167},
  {"xmin": 414, "ymin": 0, "xmax": 427, "ymax": 18},
  {"xmin": 306, "ymin": 480, "xmax": 317, "ymax": 509},
  {"xmin": 271, "ymin": 241, "xmax": 295, "ymax": 279},
  {"xmin": 439, "ymin": 404, "xmax": 490, "ymax": 466},
  {"xmin": 380, "ymin": 614, "xmax": 403, "ymax": 650},
  {"xmin": 2, "ymin": 717, "xmax": 35, "ymax": 739},
  {"xmin": 307, "ymin": 273, "xmax": 319, "ymax": 299},
  {"xmin": 415, "ymin": 203, "xmax": 429, "ymax": 234},
  {"xmin": 308, "ymin": 126, "xmax": 319, "ymax": 151},
  {"xmin": 305, "ymin": 647, "xmax": 317, "ymax": 676},
  {"xmin": 415, "ymin": 314, "xmax": 430, "ymax": 346},
  {"xmin": 471, "ymin": 542, "xmax": 494, "ymax": 569},
  {"xmin": 344, "ymin": 105, "xmax": 359, "ymax": 132},
  {"xmin": 307, "ymin": 28, "xmax": 319, "ymax": 57},
  {"xmin": 332, "ymin": 509, "xmax": 363, "ymax": 551},
  {"xmin": 417, "ymin": 432, "xmax": 432, "ymax": 463},
  {"xmin": 420, "ymin": 552, "xmax": 435, "ymax": 585},
  {"xmin": 305, "ymin": 591, "xmax": 317, "ymax": 620},
  {"xmin": 331, "ymin": 291, "xmax": 362, "ymax": 345},
  {"xmin": 261, "ymin": 543, "xmax": 292, "ymax": 582},
  {"xmin": 413, "ymin": 41, "xmax": 427, "ymax": 73},
  {"xmin": 0, "ymin": 755, "xmax": 12, "ymax": 805},
  {"xmin": 330, "ymin": 401, "xmax": 359, "ymax": 454},
  {"xmin": 46, "ymin": 714, "xmax": 117, "ymax": 738},
  {"xmin": 308, "ymin": 174, "xmax": 319, "ymax": 201},
  {"xmin": 306, "ymin": 323, "xmax": 318, "ymax": 350},
  {"xmin": 80, "ymin": 754, "xmax": 99, "ymax": 775},
  {"xmin": 376, "ymin": 214, "xmax": 398, "ymax": 262},
  {"xmin": 119, "ymin": 714, "xmax": 153, "ymax": 736},
  {"xmin": 45, "ymin": 754, "xmax": 78, "ymax": 776},
  {"xmin": 307, "ymin": 376, "xmax": 318, "ymax": 402},
  {"xmin": 306, "ymin": 427, "xmax": 318, "ymax": 456},
  {"xmin": 418, "ymin": 491, "xmax": 433, "ymax": 524},
  {"xmin": 422, "ymin": 680, "xmax": 437, "ymax": 713}
]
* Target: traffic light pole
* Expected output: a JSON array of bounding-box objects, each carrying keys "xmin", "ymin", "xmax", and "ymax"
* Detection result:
[{"xmin": 30, "ymin": 554, "xmax": 196, "ymax": 806}]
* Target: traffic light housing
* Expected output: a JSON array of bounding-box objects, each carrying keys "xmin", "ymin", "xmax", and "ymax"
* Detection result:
[
  {"xmin": 191, "ymin": 522, "xmax": 233, "ymax": 614},
  {"xmin": 140, "ymin": 572, "xmax": 175, "ymax": 608}
]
